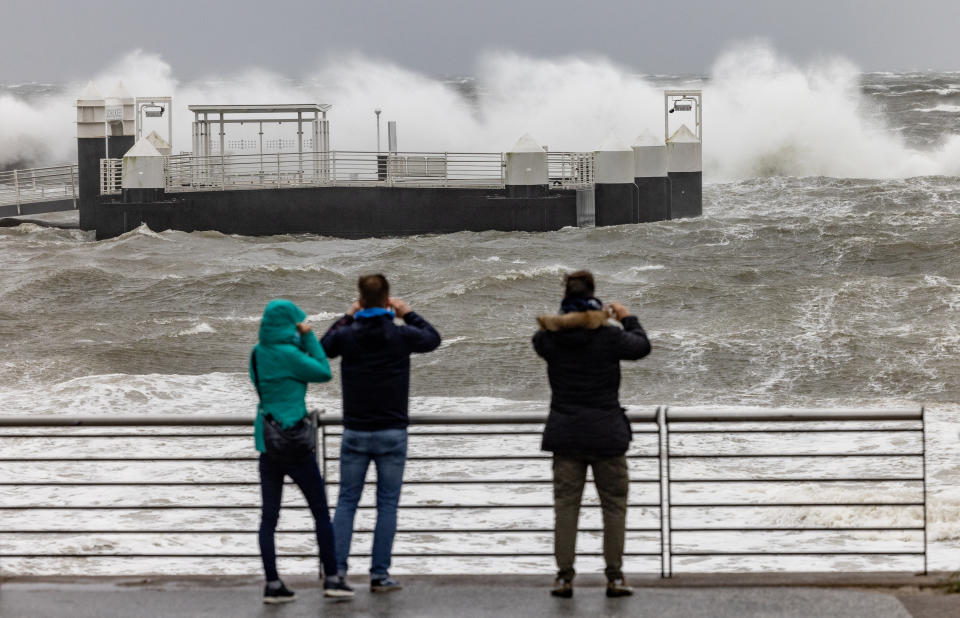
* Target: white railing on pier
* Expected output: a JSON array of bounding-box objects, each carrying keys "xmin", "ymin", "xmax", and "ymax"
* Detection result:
[
  {"xmin": 98, "ymin": 151, "xmax": 600, "ymax": 195},
  {"xmin": 162, "ymin": 150, "xmax": 506, "ymax": 192},
  {"xmin": 0, "ymin": 164, "xmax": 78, "ymax": 213},
  {"xmin": 99, "ymin": 159, "xmax": 122, "ymax": 196},
  {"xmin": 548, "ymin": 151, "xmax": 594, "ymax": 188}
]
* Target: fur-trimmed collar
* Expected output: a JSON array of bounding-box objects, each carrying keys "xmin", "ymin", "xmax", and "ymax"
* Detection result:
[{"xmin": 537, "ymin": 310, "xmax": 609, "ymax": 331}]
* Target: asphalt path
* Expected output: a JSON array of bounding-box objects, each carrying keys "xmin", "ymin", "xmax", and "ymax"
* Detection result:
[{"xmin": 3, "ymin": 576, "xmax": 957, "ymax": 618}]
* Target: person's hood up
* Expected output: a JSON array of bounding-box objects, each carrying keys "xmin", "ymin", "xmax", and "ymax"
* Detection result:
[{"xmin": 258, "ymin": 299, "xmax": 306, "ymax": 345}]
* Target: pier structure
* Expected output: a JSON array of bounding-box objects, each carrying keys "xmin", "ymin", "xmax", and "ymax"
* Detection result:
[
  {"xmin": 504, "ymin": 133, "xmax": 548, "ymax": 198},
  {"xmin": 594, "ymin": 136, "xmax": 638, "ymax": 226},
  {"xmin": 633, "ymin": 131, "xmax": 671, "ymax": 222},
  {"xmin": 665, "ymin": 90, "xmax": 703, "ymax": 220},
  {"xmin": 73, "ymin": 88, "xmax": 703, "ymax": 238},
  {"xmin": 76, "ymin": 81, "xmax": 135, "ymax": 230}
]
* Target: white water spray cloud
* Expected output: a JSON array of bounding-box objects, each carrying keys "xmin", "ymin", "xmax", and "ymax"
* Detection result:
[{"xmin": 3, "ymin": 43, "xmax": 960, "ymax": 179}]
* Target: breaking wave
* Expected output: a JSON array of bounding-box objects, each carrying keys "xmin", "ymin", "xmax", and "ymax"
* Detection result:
[{"xmin": 4, "ymin": 42, "xmax": 960, "ymax": 179}]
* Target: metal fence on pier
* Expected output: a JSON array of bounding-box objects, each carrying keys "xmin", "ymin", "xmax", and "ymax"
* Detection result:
[
  {"xmin": 98, "ymin": 151, "xmax": 599, "ymax": 195},
  {"xmin": 0, "ymin": 164, "xmax": 78, "ymax": 213},
  {"xmin": 0, "ymin": 407, "xmax": 927, "ymax": 577}
]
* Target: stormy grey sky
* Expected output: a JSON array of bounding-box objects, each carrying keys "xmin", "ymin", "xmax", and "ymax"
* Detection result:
[{"xmin": 1, "ymin": 0, "xmax": 958, "ymax": 81}]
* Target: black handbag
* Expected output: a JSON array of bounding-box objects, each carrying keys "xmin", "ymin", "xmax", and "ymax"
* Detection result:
[{"xmin": 251, "ymin": 350, "xmax": 317, "ymax": 463}]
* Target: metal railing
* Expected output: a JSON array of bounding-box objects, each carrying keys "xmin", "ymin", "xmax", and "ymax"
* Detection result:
[
  {"xmin": 0, "ymin": 407, "xmax": 926, "ymax": 576},
  {"xmin": 99, "ymin": 151, "xmax": 600, "ymax": 195},
  {"xmin": 159, "ymin": 151, "xmax": 507, "ymax": 192},
  {"xmin": 100, "ymin": 159, "xmax": 121, "ymax": 195},
  {"xmin": 547, "ymin": 151, "xmax": 594, "ymax": 188},
  {"xmin": 0, "ymin": 164, "xmax": 78, "ymax": 213}
]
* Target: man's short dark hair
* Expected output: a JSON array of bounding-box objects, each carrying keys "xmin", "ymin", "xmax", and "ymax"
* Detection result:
[
  {"xmin": 358, "ymin": 274, "xmax": 390, "ymax": 308},
  {"xmin": 564, "ymin": 270, "xmax": 595, "ymax": 299}
]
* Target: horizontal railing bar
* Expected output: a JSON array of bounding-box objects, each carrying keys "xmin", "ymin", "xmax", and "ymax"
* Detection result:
[
  {"xmin": 0, "ymin": 409, "xmax": 924, "ymax": 427},
  {"xmin": 668, "ymin": 428, "xmax": 922, "ymax": 434},
  {"xmin": 666, "ymin": 408, "xmax": 922, "ymax": 422},
  {"xmin": 671, "ymin": 551, "xmax": 924, "ymax": 556},
  {"xmin": 0, "ymin": 416, "xmax": 258, "ymax": 427},
  {"xmin": 668, "ymin": 453, "xmax": 922, "ymax": 458},
  {"xmin": 0, "ymin": 479, "xmax": 917, "ymax": 487},
  {"xmin": 0, "ymin": 433, "xmax": 258, "ymax": 439},
  {"xmin": 0, "ymin": 528, "xmax": 664, "ymax": 534},
  {"xmin": 1, "ymin": 430, "xmax": 633, "ymax": 438},
  {"xmin": 671, "ymin": 527, "xmax": 926, "ymax": 532},
  {"xmin": 0, "ymin": 479, "xmax": 662, "ymax": 486},
  {"xmin": 0, "ymin": 552, "xmax": 663, "ymax": 558},
  {"xmin": 668, "ymin": 478, "xmax": 924, "ymax": 483},
  {"xmin": 0, "ymin": 503, "xmax": 663, "ymax": 510},
  {"xmin": 4, "ymin": 451, "xmax": 658, "ymax": 461},
  {"xmin": 670, "ymin": 502, "xmax": 924, "ymax": 508},
  {"xmin": 0, "ymin": 411, "xmax": 648, "ymax": 426}
]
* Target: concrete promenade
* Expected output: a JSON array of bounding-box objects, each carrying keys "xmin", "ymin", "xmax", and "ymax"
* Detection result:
[{"xmin": 2, "ymin": 574, "xmax": 957, "ymax": 618}]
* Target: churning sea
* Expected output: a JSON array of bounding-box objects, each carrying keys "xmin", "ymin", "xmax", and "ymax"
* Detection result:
[{"xmin": 0, "ymin": 68, "xmax": 958, "ymax": 575}]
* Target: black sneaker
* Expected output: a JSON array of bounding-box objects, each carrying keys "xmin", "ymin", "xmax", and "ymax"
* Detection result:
[
  {"xmin": 263, "ymin": 582, "xmax": 296, "ymax": 604},
  {"xmin": 606, "ymin": 578, "xmax": 633, "ymax": 598},
  {"xmin": 370, "ymin": 576, "xmax": 403, "ymax": 593},
  {"xmin": 323, "ymin": 576, "xmax": 355, "ymax": 598},
  {"xmin": 551, "ymin": 577, "xmax": 573, "ymax": 598}
]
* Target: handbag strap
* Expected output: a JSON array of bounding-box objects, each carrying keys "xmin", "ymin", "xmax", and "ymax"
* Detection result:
[{"xmin": 250, "ymin": 349, "xmax": 264, "ymax": 402}]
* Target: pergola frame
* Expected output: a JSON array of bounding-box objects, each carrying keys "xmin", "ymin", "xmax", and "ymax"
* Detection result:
[{"xmin": 188, "ymin": 104, "xmax": 332, "ymax": 176}]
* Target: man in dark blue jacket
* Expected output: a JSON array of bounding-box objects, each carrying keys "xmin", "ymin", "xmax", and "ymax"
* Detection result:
[{"xmin": 321, "ymin": 274, "xmax": 441, "ymax": 592}]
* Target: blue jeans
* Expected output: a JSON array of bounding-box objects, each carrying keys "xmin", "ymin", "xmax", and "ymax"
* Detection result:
[
  {"xmin": 258, "ymin": 454, "xmax": 338, "ymax": 581},
  {"xmin": 333, "ymin": 428, "xmax": 408, "ymax": 577}
]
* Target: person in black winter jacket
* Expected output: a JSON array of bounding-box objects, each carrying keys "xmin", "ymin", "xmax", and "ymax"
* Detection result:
[
  {"xmin": 532, "ymin": 270, "xmax": 651, "ymax": 599},
  {"xmin": 321, "ymin": 274, "xmax": 441, "ymax": 592}
]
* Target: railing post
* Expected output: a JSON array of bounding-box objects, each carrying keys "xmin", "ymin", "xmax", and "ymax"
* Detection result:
[
  {"xmin": 921, "ymin": 406, "xmax": 928, "ymax": 575},
  {"xmin": 220, "ymin": 154, "xmax": 226, "ymax": 190},
  {"xmin": 70, "ymin": 165, "xmax": 77, "ymax": 209},
  {"xmin": 13, "ymin": 169, "xmax": 21, "ymax": 215},
  {"xmin": 658, "ymin": 405, "xmax": 672, "ymax": 577}
]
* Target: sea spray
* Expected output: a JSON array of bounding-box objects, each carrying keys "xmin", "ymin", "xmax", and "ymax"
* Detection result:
[{"xmin": 4, "ymin": 43, "xmax": 960, "ymax": 178}]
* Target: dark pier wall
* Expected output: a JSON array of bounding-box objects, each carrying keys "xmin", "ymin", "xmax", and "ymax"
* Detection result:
[
  {"xmin": 667, "ymin": 171, "xmax": 702, "ymax": 219},
  {"xmin": 636, "ymin": 177, "xmax": 671, "ymax": 222},
  {"xmin": 77, "ymin": 135, "xmax": 134, "ymax": 230},
  {"xmin": 594, "ymin": 183, "xmax": 637, "ymax": 227},
  {"xmin": 95, "ymin": 186, "xmax": 578, "ymax": 240}
]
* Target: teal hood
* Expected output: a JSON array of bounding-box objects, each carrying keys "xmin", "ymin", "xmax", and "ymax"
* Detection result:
[
  {"xmin": 250, "ymin": 299, "xmax": 332, "ymax": 454},
  {"xmin": 259, "ymin": 299, "xmax": 306, "ymax": 345}
]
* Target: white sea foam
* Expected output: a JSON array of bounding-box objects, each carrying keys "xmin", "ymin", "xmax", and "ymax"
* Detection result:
[
  {"xmin": 176, "ymin": 322, "xmax": 217, "ymax": 336},
  {"xmin": 305, "ymin": 311, "xmax": 341, "ymax": 323},
  {"xmin": 4, "ymin": 43, "xmax": 960, "ymax": 179},
  {"xmin": 916, "ymin": 104, "xmax": 960, "ymax": 113}
]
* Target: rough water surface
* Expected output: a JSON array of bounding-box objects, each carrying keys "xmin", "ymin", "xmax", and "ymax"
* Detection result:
[
  {"xmin": 1, "ymin": 66, "xmax": 959, "ymax": 575},
  {"xmin": 1, "ymin": 175, "xmax": 958, "ymax": 575}
]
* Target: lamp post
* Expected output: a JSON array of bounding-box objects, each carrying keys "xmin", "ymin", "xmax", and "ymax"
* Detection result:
[{"xmin": 374, "ymin": 108, "xmax": 382, "ymax": 153}]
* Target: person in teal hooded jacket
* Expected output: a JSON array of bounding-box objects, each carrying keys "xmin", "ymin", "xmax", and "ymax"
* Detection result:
[{"xmin": 250, "ymin": 299, "xmax": 353, "ymax": 602}]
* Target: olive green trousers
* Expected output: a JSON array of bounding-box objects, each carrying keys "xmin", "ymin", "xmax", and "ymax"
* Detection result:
[{"xmin": 552, "ymin": 454, "xmax": 629, "ymax": 582}]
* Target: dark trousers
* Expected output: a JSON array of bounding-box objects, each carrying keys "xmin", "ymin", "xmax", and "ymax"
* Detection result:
[
  {"xmin": 552, "ymin": 454, "xmax": 629, "ymax": 582},
  {"xmin": 258, "ymin": 453, "xmax": 337, "ymax": 581}
]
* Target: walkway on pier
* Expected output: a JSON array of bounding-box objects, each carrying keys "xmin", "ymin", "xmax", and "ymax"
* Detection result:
[
  {"xmin": 0, "ymin": 164, "xmax": 78, "ymax": 217},
  {"xmin": 1, "ymin": 574, "xmax": 955, "ymax": 618}
]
